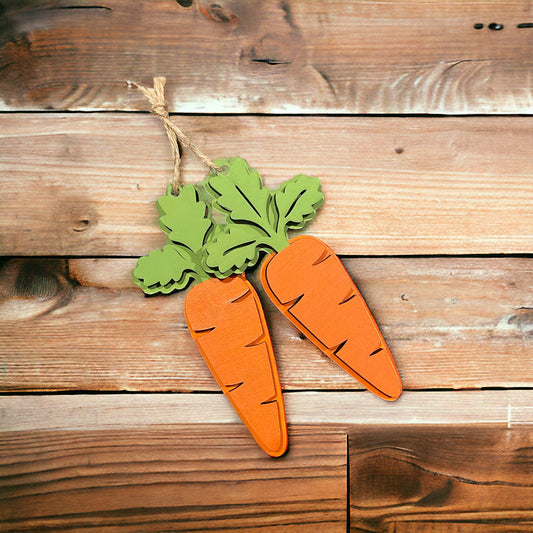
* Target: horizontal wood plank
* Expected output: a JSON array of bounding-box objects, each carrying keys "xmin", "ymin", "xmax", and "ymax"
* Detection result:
[
  {"xmin": 1, "ymin": 256, "xmax": 531, "ymax": 392},
  {"xmin": 2, "ymin": 391, "xmax": 533, "ymax": 431},
  {"xmin": 2, "ymin": 114, "xmax": 533, "ymax": 256},
  {"xmin": 0, "ymin": 425, "xmax": 346, "ymax": 532},
  {"xmin": 349, "ymin": 426, "xmax": 533, "ymax": 532},
  {"xmin": 389, "ymin": 523, "xmax": 533, "ymax": 533},
  {"xmin": 1, "ymin": 1, "xmax": 533, "ymax": 114}
]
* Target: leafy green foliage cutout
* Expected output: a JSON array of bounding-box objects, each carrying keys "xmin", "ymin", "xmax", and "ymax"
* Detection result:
[
  {"xmin": 203, "ymin": 224, "xmax": 269, "ymax": 277},
  {"xmin": 206, "ymin": 157, "xmax": 273, "ymax": 232},
  {"xmin": 133, "ymin": 244, "xmax": 197, "ymax": 295},
  {"xmin": 203, "ymin": 157, "xmax": 324, "ymax": 277},
  {"xmin": 133, "ymin": 184, "xmax": 215, "ymax": 295},
  {"xmin": 158, "ymin": 185, "xmax": 213, "ymax": 255},
  {"xmin": 274, "ymin": 174, "xmax": 324, "ymax": 231}
]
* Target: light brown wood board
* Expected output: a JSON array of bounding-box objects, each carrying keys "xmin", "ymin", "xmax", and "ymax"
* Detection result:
[
  {"xmin": 349, "ymin": 426, "xmax": 533, "ymax": 532},
  {"xmin": 1, "ymin": 1, "xmax": 533, "ymax": 114},
  {"xmin": 3, "ymin": 391, "xmax": 533, "ymax": 430},
  {"xmin": 1, "ymin": 115, "xmax": 533, "ymax": 256},
  {"xmin": 0, "ymin": 256, "xmax": 531, "ymax": 392},
  {"xmin": 0, "ymin": 425, "xmax": 347, "ymax": 532}
]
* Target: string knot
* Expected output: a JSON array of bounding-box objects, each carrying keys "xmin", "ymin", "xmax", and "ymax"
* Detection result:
[{"xmin": 151, "ymin": 101, "xmax": 168, "ymax": 118}]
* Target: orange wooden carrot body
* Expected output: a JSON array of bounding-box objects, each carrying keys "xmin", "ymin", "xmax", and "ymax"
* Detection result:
[
  {"xmin": 184, "ymin": 274, "xmax": 288, "ymax": 457},
  {"xmin": 261, "ymin": 235, "xmax": 402, "ymax": 401}
]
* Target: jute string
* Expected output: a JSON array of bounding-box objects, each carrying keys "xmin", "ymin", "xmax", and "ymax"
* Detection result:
[{"xmin": 128, "ymin": 77, "xmax": 222, "ymax": 195}]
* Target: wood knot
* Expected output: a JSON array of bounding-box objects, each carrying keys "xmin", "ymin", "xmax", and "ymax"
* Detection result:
[
  {"xmin": 199, "ymin": 2, "xmax": 238, "ymax": 25},
  {"xmin": 70, "ymin": 207, "xmax": 98, "ymax": 233},
  {"xmin": 0, "ymin": 259, "xmax": 74, "ymax": 320},
  {"xmin": 72, "ymin": 219, "xmax": 91, "ymax": 232}
]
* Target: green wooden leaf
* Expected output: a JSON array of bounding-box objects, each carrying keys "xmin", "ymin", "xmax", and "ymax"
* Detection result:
[
  {"xmin": 133, "ymin": 244, "xmax": 197, "ymax": 295},
  {"xmin": 203, "ymin": 224, "xmax": 269, "ymax": 278},
  {"xmin": 273, "ymin": 174, "xmax": 324, "ymax": 231},
  {"xmin": 133, "ymin": 184, "xmax": 216, "ymax": 295},
  {"xmin": 202, "ymin": 157, "xmax": 325, "ymax": 277},
  {"xmin": 157, "ymin": 184, "xmax": 213, "ymax": 254},
  {"xmin": 205, "ymin": 157, "xmax": 275, "ymax": 239}
]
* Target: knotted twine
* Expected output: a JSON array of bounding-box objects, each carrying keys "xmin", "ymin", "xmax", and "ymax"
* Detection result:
[{"xmin": 128, "ymin": 77, "xmax": 222, "ymax": 195}]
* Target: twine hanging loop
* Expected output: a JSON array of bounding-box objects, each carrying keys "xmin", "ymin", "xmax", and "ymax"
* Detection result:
[{"xmin": 128, "ymin": 77, "xmax": 222, "ymax": 194}]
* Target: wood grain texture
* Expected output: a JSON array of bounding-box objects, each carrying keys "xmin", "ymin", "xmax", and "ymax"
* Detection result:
[
  {"xmin": 349, "ymin": 426, "xmax": 533, "ymax": 532},
  {"xmin": 2, "ymin": 114, "xmax": 533, "ymax": 256},
  {"xmin": 1, "ymin": 256, "xmax": 531, "ymax": 392},
  {"xmin": 1, "ymin": 1, "xmax": 533, "ymax": 114},
  {"xmin": 0, "ymin": 426, "xmax": 347, "ymax": 532},
  {"xmin": 389, "ymin": 523, "xmax": 533, "ymax": 532},
  {"xmin": 2, "ymin": 391, "xmax": 533, "ymax": 431},
  {"xmin": 1, "ymin": 1, "xmax": 532, "ymax": 529}
]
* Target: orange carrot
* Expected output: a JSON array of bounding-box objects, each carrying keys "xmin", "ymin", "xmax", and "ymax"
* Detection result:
[
  {"xmin": 184, "ymin": 274, "xmax": 287, "ymax": 457},
  {"xmin": 261, "ymin": 235, "xmax": 402, "ymax": 401},
  {"xmin": 134, "ymin": 184, "xmax": 288, "ymax": 457}
]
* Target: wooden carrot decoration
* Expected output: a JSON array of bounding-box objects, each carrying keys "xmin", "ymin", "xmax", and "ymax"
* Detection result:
[
  {"xmin": 203, "ymin": 157, "xmax": 402, "ymax": 401},
  {"xmin": 130, "ymin": 78, "xmax": 287, "ymax": 457},
  {"xmin": 133, "ymin": 184, "xmax": 288, "ymax": 457}
]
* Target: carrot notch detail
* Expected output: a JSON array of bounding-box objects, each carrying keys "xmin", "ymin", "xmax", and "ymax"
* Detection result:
[
  {"xmin": 133, "ymin": 184, "xmax": 288, "ymax": 457},
  {"xmin": 203, "ymin": 157, "xmax": 403, "ymax": 401}
]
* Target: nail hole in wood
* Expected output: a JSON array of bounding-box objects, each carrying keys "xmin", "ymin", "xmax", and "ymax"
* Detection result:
[
  {"xmin": 176, "ymin": 0, "xmax": 193, "ymax": 7},
  {"xmin": 473, "ymin": 23, "xmax": 484, "ymax": 30},
  {"xmin": 395, "ymin": 147, "xmax": 404, "ymax": 154},
  {"xmin": 488, "ymin": 23, "xmax": 504, "ymax": 31}
]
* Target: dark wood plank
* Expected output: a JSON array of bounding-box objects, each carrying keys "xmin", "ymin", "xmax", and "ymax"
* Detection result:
[
  {"xmin": 0, "ymin": 425, "xmax": 347, "ymax": 532},
  {"xmin": 1, "ymin": 114, "xmax": 533, "ymax": 256},
  {"xmin": 1, "ymin": 256, "xmax": 531, "ymax": 392},
  {"xmin": 349, "ymin": 426, "xmax": 533, "ymax": 532},
  {"xmin": 1, "ymin": 1, "xmax": 532, "ymax": 113}
]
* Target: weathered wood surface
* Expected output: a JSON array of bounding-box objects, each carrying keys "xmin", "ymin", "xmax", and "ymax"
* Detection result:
[
  {"xmin": 390, "ymin": 523, "xmax": 533, "ymax": 532},
  {"xmin": 1, "ymin": 257, "xmax": 531, "ymax": 392},
  {"xmin": 2, "ymin": 391, "xmax": 533, "ymax": 431},
  {"xmin": 349, "ymin": 426, "xmax": 533, "ymax": 532},
  {"xmin": 2, "ymin": 114, "xmax": 533, "ymax": 256},
  {"xmin": 1, "ymin": 1, "xmax": 533, "ymax": 114},
  {"xmin": 2, "ymin": 1, "xmax": 533, "ymax": 528},
  {"xmin": 0, "ymin": 425, "xmax": 347, "ymax": 532}
]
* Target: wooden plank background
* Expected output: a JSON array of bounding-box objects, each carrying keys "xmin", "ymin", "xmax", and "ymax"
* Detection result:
[
  {"xmin": 1, "ymin": 256, "xmax": 532, "ymax": 392},
  {"xmin": 1, "ymin": 0, "xmax": 533, "ymax": 531},
  {"xmin": 1, "ymin": 115, "xmax": 533, "ymax": 256},
  {"xmin": 349, "ymin": 426, "xmax": 533, "ymax": 532},
  {"xmin": 1, "ymin": 0, "xmax": 533, "ymax": 114},
  {"xmin": 0, "ymin": 426, "xmax": 347, "ymax": 532}
]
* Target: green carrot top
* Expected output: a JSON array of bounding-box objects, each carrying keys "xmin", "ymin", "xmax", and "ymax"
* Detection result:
[
  {"xmin": 133, "ymin": 184, "xmax": 217, "ymax": 294},
  {"xmin": 203, "ymin": 157, "xmax": 324, "ymax": 278}
]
